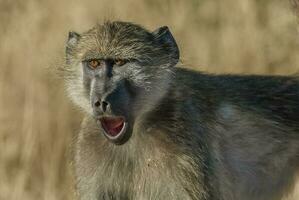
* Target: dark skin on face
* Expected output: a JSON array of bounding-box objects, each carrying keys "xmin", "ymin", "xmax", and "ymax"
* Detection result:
[{"xmin": 85, "ymin": 58, "xmax": 133, "ymax": 145}]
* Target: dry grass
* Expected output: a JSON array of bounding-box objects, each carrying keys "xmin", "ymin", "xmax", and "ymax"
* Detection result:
[{"xmin": 1, "ymin": 0, "xmax": 299, "ymax": 199}]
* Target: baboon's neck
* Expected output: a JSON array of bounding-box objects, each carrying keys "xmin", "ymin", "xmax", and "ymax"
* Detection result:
[
  {"xmin": 144, "ymin": 79, "xmax": 189, "ymax": 128},
  {"xmin": 143, "ymin": 67, "xmax": 204, "ymax": 129}
]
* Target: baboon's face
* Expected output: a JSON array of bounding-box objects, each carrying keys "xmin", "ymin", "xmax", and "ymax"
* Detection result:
[{"xmin": 64, "ymin": 22, "xmax": 179, "ymax": 144}]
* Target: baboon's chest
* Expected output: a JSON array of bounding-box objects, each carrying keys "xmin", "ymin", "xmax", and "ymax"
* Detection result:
[
  {"xmin": 75, "ymin": 136, "xmax": 198, "ymax": 200},
  {"xmin": 99, "ymin": 158, "xmax": 192, "ymax": 199}
]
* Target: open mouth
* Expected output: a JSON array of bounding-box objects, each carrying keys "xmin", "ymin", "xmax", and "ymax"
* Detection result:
[{"xmin": 98, "ymin": 116, "xmax": 127, "ymax": 141}]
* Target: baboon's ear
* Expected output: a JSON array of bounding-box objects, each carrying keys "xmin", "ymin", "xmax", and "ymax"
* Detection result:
[
  {"xmin": 152, "ymin": 26, "xmax": 179, "ymax": 66},
  {"xmin": 66, "ymin": 31, "xmax": 81, "ymax": 63},
  {"xmin": 66, "ymin": 31, "xmax": 80, "ymax": 51}
]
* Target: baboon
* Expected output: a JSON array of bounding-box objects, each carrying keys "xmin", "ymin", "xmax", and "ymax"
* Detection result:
[{"xmin": 62, "ymin": 21, "xmax": 299, "ymax": 200}]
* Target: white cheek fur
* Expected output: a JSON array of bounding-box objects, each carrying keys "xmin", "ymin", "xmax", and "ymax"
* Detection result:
[{"xmin": 66, "ymin": 63, "xmax": 93, "ymax": 114}]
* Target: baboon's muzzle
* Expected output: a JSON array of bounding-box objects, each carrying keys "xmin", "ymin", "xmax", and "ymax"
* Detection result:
[{"xmin": 92, "ymin": 80, "xmax": 133, "ymax": 145}]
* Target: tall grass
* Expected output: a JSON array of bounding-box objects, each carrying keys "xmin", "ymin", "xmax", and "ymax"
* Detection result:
[{"xmin": 0, "ymin": 0, "xmax": 299, "ymax": 199}]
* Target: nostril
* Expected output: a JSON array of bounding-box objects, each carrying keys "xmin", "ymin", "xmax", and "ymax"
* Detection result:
[
  {"xmin": 101, "ymin": 101, "xmax": 109, "ymax": 112},
  {"xmin": 94, "ymin": 101, "xmax": 101, "ymax": 107}
]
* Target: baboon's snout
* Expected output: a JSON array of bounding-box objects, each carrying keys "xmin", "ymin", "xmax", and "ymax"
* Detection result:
[
  {"xmin": 91, "ymin": 79, "xmax": 131, "ymax": 116},
  {"xmin": 91, "ymin": 84, "xmax": 132, "ymax": 145},
  {"xmin": 91, "ymin": 89, "xmax": 128, "ymax": 117}
]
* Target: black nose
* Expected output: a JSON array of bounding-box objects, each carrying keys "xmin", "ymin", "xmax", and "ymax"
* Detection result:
[
  {"xmin": 94, "ymin": 99, "xmax": 110, "ymax": 113},
  {"xmin": 101, "ymin": 100, "xmax": 109, "ymax": 112},
  {"xmin": 94, "ymin": 100, "xmax": 101, "ymax": 107}
]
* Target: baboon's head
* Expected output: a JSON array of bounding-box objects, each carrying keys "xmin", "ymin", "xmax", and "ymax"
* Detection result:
[{"xmin": 64, "ymin": 21, "xmax": 179, "ymax": 144}]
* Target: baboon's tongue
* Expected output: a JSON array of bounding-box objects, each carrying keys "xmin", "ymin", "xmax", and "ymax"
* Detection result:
[{"xmin": 100, "ymin": 117, "xmax": 124, "ymax": 137}]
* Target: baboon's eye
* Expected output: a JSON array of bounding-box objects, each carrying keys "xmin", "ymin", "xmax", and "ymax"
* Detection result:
[
  {"xmin": 114, "ymin": 59, "xmax": 127, "ymax": 67},
  {"xmin": 88, "ymin": 60, "xmax": 100, "ymax": 69}
]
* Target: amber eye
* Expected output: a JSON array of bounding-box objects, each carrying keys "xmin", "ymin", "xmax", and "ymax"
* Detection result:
[
  {"xmin": 88, "ymin": 60, "xmax": 100, "ymax": 69},
  {"xmin": 114, "ymin": 59, "xmax": 127, "ymax": 66}
]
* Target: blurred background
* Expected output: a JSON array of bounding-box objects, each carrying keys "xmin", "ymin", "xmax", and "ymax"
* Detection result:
[{"xmin": 1, "ymin": 0, "xmax": 299, "ymax": 199}]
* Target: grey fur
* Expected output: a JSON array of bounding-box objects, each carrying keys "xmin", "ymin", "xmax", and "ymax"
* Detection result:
[{"xmin": 61, "ymin": 21, "xmax": 299, "ymax": 200}]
